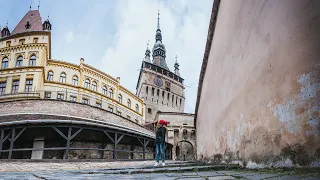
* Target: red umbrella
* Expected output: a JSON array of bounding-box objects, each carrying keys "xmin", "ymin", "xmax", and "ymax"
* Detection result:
[{"xmin": 159, "ymin": 119, "xmax": 168, "ymax": 126}]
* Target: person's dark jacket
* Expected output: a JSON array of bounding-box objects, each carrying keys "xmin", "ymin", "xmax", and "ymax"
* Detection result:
[{"xmin": 155, "ymin": 126, "xmax": 166, "ymax": 144}]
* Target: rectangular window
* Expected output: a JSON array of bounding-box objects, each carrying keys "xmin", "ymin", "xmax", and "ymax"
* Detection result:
[
  {"xmin": 0, "ymin": 82, "xmax": 6, "ymax": 95},
  {"xmin": 108, "ymin": 107, "xmax": 113, "ymax": 112},
  {"xmin": 70, "ymin": 95, "xmax": 77, "ymax": 102},
  {"xmin": 96, "ymin": 102, "xmax": 102, "ymax": 108},
  {"xmin": 82, "ymin": 98, "xmax": 89, "ymax": 104},
  {"xmin": 6, "ymin": 41, "xmax": 11, "ymax": 47},
  {"xmin": 147, "ymin": 108, "xmax": 152, "ymax": 114},
  {"xmin": 117, "ymin": 111, "xmax": 122, "ymax": 115},
  {"xmin": 25, "ymin": 79, "xmax": 33, "ymax": 92},
  {"xmin": 19, "ymin": 39, "xmax": 25, "ymax": 45},
  {"xmin": 33, "ymin": 38, "xmax": 38, "ymax": 44},
  {"xmin": 151, "ymin": 87, "xmax": 154, "ymax": 96},
  {"xmin": 57, "ymin": 93, "xmax": 64, "ymax": 100},
  {"xmin": 45, "ymin": 92, "xmax": 51, "ymax": 99},
  {"xmin": 11, "ymin": 80, "xmax": 19, "ymax": 93}
]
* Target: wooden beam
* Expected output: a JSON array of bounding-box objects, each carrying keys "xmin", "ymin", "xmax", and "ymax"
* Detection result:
[
  {"xmin": 8, "ymin": 128, "xmax": 15, "ymax": 159},
  {"xmin": 116, "ymin": 134, "xmax": 124, "ymax": 144},
  {"xmin": 70, "ymin": 128, "xmax": 83, "ymax": 140},
  {"xmin": 53, "ymin": 127, "xmax": 67, "ymax": 140},
  {"xmin": 64, "ymin": 127, "xmax": 72, "ymax": 159},
  {"xmin": 104, "ymin": 131, "xmax": 115, "ymax": 143}
]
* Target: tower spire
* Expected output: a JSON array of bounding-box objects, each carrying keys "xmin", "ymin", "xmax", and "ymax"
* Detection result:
[
  {"xmin": 174, "ymin": 55, "xmax": 180, "ymax": 76},
  {"xmin": 144, "ymin": 40, "xmax": 151, "ymax": 62},
  {"xmin": 152, "ymin": 11, "xmax": 168, "ymax": 70},
  {"xmin": 157, "ymin": 10, "xmax": 160, "ymax": 30}
]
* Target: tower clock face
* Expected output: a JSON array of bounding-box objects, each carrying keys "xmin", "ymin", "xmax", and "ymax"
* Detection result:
[{"xmin": 153, "ymin": 76, "xmax": 163, "ymax": 87}]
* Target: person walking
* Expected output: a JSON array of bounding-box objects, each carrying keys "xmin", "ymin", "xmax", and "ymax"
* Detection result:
[{"xmin": 154, "ymin": 120, "xmax": 167, "ymax": 167}]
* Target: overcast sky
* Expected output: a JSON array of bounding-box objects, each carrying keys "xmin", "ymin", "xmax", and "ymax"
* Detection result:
[{"xmin": 0, "ymin": 0, "xmax": 213, "ymax": 113}]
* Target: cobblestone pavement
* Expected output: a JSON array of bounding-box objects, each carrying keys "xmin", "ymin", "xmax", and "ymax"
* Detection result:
[{"xmin": 0, "ymin": 161, "xmax": 319, "ymax": 180}]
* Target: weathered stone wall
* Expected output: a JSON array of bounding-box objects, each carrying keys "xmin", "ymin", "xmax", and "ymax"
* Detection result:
[
  {"xmin": 0, "ymin": 99, "xmax": 154, "ymax": 138},
  {"xmin": 158, "ymin": 113, "xmax": 196, "ymax": 161},
  {"xmin": 196, "ymin": 0, "xmax": 320, "ymax": 167}
]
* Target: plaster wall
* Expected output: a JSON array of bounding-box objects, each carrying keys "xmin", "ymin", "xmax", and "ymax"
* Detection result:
[{"xmin": 196, "ymin": 0, "xmax": 320, "ymax": 167}]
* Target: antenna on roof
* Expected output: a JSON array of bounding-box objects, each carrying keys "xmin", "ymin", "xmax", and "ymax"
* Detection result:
[
  {"xmin": 38, "ymin": 0, "xmax": 40, "ymax": 10},
  {"xmin": 6, "ymin": 19, "xmax": 8, "ymax": 27},
  {"xmin": 30, "ymin": 0, "xmax": 32, "ymax": 10},
  {"xmin": 48, "ymin": 13, "xmax": 50, "ymax": 20}
]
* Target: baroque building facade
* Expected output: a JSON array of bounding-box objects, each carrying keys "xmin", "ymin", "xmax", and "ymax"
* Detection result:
[
  {"xmin": 0, "ymin": 9, "xmax": 168, "ymax": 160},
  {"xmin": 0, "ymin": 10, "xmax": 144, "ymax": 124},
  {"xmin": 136, "ymin": 14, "xmax": 195, "ymax": 160}
]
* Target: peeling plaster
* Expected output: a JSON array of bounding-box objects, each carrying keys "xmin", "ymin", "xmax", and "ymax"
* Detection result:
[
  {"xmin": 225, "ymin": 113, "xmax": 251, "ymax": 152},
  {"xmin": 246, "ymin": 158, "xmax": 294, "ymax": 169},
  {"xmin": 297, "ymin": 73, "xmax": 320, "ymax": 100},
  {"xmin": 271, "ymin": 100, "xmax": 301, "ymax": 135}
]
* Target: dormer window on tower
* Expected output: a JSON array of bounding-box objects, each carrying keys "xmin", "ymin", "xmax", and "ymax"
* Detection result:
[{"xmin": 25, "ymin": 21, "xmax": 31, "ymax": 29}]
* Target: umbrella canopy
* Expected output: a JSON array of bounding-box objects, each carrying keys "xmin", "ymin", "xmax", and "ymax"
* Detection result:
[{"xmin": 159, "ymin": 119, "xmax": 168, "ymax": 126}]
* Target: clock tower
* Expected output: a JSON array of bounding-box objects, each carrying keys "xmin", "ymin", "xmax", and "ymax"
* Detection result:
[{"xmin": 136, "ymin": 12, "xmax": 185, "ymax": 123}]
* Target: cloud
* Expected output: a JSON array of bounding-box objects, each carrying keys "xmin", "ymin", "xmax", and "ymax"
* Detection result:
[{"xmin": 101, "ymin": 0, "xmax": 212, "ymax": 113}]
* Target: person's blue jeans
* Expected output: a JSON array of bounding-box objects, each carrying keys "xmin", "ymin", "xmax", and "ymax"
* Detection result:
[{"xmin": 156, "ymin": 143, "xmax": 165, "ymax": 163}]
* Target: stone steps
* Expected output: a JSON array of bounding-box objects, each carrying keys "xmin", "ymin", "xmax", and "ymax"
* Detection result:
[{"xmin": 75, "ymin": 163, "xmax": 241, "ymax": 175}]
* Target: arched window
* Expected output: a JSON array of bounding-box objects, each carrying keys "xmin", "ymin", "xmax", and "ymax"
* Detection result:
[
  {"xmin": 29, "ymin": 55, "xmax": 36, "ymax": 66},
  {"xmin": 47, "ymin": 71, "xmax": 53, "ymax": 81},
  {"xmin": 60, "ymin": 72, "xmax": 66, "ymax": 83},
  {"xmin": 72, "ymin": 75, "xmax": 78, "ymax": 86},
  {"xmin": 135, "ymin": 104, "xmax": 139, "ymax": 112},
  {"xmin": 118, "ymin": 94, "xmax": 122, "ymax": 103},
  {"xmin": 1, "ymin": 57, "xmax": 8, "ymax": 69},
  {"xmin": 16, "ymin": 56, "xmax": 23, "ymax": 67},
  {"xmin": 92, "ymin": 81, "xmax": 97, "ymax": 91},
  {"xmin": 85, "ymin": 79, "xmax": 90, "ymax": 88},
  {"xmin": 108, "ymin": 88, "xmax": 114, "ymax": 98},
  {"xmin": 127, "ymin": 99, "xmax": 131, "ymax": 108},
  {"xmin": 102, "ymin": 86, "xmax": 107, "ymax": 95}
]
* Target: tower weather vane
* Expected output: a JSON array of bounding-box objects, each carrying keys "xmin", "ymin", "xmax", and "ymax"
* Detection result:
[{"xmin": 38, "ymin": 0, "xmax": 40, "ymax": 10}]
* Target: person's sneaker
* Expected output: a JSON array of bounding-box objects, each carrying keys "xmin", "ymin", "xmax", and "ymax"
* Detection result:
[
  {"xmin": 154, "ymin": 163, "xmax": 159, "ymax": 167},
  {"xmin": 161, "ymin": 162, "xmax": 166, "ymax": 166}
]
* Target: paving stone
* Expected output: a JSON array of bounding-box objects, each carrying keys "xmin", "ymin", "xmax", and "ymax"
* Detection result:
[
  {"xmin": 177, "ymin": 178, "xmax": 206, "ymax": 180},
  {"xmin": 197, "ymin": 171, "xmax": 220, "ymax": 176},
  {"xmin": 236, "ymin": 173, "xmax": 280, "ymax": 180},
  {"xmin": 267, "ymin": 175, "xmax": 302, "ymax": 180},
  {"xmin": 304, "ymin": 177, "xmax": 320, "ymax": 180},
  {"xmin": 208, "ymin": 176, "xmax": 236, "ymax": 180}
]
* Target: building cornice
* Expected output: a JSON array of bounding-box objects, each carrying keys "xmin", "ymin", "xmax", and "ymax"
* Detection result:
[
  {"xmin": 119, "ymin": 86, "xmax": 144, "ymax": 104},
  {"xmin": 0, "ymin": 43, "xmax": 48, "ymax": 53},
  {"xmin": 82, "ymin": 64, "xmax": 118, "ymax": 85},
  {"xmin": 0, "ymin": 66, "xmax": 44, "ymax": 73},
  {"xmin": 194, "ymin": 0, "xmax": 221, "ymax": 127},
  {"xmin": 0, "ymin": 31, "xmax": 50, "ymax": 42},
  {"xmin": 44, "ymin": 81, "xmax": 143, "ymax": 117},
  {"xmin": 47, "ymin": 59, "xmax": 80, "ymax": 71}
]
